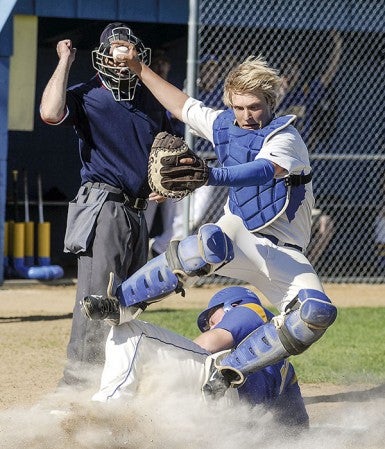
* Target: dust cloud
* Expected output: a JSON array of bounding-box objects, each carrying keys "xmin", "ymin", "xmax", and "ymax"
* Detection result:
[{"xmin": 0, "ymin": 371, "xmax": 384, "ymax": 449}]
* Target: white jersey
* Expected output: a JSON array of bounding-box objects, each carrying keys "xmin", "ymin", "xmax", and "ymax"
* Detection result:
[{"xmin": 182, "ymin": 97, "xmax": 314, "ymax": 250}]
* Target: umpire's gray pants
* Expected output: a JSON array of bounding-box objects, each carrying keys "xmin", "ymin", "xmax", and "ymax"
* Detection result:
[{"xmin": 62, "ymin": 197, "xmax": 148, "ymax": 388}]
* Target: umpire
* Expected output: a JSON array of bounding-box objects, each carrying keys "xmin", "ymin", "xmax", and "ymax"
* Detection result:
[{"xmin": 40, "ymin": 22, "xmax": 172, "ymax": 388}]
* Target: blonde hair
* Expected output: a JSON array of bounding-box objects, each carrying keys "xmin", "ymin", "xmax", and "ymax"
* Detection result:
[{"xmin": 223, "ymin": 56, "xmax": 281, "ymax": 111}]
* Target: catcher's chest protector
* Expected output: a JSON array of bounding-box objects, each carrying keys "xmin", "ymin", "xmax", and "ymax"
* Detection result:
[{"xmin": 213, "ymin": 112, "xmax": 294, "ymax": 231}]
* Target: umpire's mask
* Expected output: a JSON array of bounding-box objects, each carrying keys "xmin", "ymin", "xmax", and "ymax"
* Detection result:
[{"xmin": 92, "ymin": 22, "xmax": 151, "ymax": 101}]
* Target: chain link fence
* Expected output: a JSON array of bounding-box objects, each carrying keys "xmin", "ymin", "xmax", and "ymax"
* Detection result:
[{"xmin": 184, "ymin": 0, "xmax": 385, "ymax": 284}]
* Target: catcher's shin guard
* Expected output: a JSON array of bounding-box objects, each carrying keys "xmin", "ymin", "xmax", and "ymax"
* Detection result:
[
  {"xmin": 219, "ymin": 289, "xmax": 337, "ymax": 376},
  {"xmin": 116, "ymin": 224, "xmax": 234, "ymax": 308},
  {"xmin": 116, "ymin": 252, "xmax": 181, "ymax": 308}
]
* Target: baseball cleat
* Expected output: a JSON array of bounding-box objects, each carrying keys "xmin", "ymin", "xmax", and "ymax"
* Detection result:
[
  {"xmin": 201, "ymin": 354, "xmax": 230, "ymax": 401},
  {"xmin": 81, "ymin": 295, "xmax": 121, "ymax": 323}
]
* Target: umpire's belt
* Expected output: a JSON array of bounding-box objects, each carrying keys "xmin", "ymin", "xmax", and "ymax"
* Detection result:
[
  {"xmin": 107, "ymin": 192, "xmax": 148, "ymax": 210},
  {"xmin": 84, "ymin": 182, "xmax": 147, "ymax": 210},
  {"xmin": 259, "ymin": 233, "xmax": 303, "ymax": 253}
]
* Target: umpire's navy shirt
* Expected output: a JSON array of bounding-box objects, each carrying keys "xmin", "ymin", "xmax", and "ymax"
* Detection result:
[{"xmin": 63, "ymin": 75, "xmax": 173, "ymax": 197}]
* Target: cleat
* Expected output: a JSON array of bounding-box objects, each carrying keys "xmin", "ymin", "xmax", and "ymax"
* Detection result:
[
  {"xmin": 81, "ymin": 295, "xmax": 121, "ymax": 323},
  {"xmin": 202, "ymin": 356, "xmax": 230, "ymax": 401},
  {"xmin": 201, "ymin": 350, "xmax": 245, "ymax": 402}
]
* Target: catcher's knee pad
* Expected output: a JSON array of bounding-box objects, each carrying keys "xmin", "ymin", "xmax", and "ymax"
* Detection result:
[
  {"xmin": 219, "ymin": 290, "xmax": 337, "ymax": 376},
  {"xmin": 199, "ymin": 223, "xmax": 234, "ymax": 265},
  {"xmin": 297, "ymin": 289, "xmax": 337, "ymax": 329},
  {"xmin": 278, "ymin": 289, "xmax": 337, "ymax": 355},
  {"xmin": 170, "ymin": 224, "xmax": 234, "ymax": 277}
]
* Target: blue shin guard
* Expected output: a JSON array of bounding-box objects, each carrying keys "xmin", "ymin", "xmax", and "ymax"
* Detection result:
[
  {"xmin": 116, "ymin": 224, "xmax": 234, "ymax": 308},
  {"xmin": 219, "ymin": 289, "xmax": 337, "ymax": 376},
  {"xmin": 116, "ymin": 252, "xmax": 181, "ymax": 308}
]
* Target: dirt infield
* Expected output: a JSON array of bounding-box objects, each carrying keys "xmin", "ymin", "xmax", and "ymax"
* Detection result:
[{"xmin": 0, "ymin": 281, "xmax": 384, "ymax": 448}]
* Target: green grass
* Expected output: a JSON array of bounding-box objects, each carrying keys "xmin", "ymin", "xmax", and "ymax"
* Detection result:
[
  {"xmin": 291, "ymin": 307, "xmax": 385, "ymax": 384},
  {"xmin": 141, "ymin": 308, "xmax": 201, "ymax": 339},
  {"xmin": 141, "ymin": 307, "xmax": 385, "ymax": 384}
]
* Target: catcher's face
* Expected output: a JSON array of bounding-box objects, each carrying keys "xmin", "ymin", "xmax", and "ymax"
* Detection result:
[{"xmin": 231, "ymin": 92, "xmax": 272, "ymax": 130}]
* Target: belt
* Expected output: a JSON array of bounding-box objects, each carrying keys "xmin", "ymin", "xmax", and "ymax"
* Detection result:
[
  {"xmin": 285, "ymin": 172, "xmax": 312, "ymax": 187},
  {"xmin": 106, "ymin": 191, "xmax": 148, "ymax": 210},
  {"xmin": 83, "ymin": 182, "xmax": 147, "ymax": 210},
  {"xmin": 259, "ymin": 233, "xmax": 303, "ymax": 252}
]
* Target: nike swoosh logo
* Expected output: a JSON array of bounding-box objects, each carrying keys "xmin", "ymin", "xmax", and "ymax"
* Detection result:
[
  {"xmin": 209, "ymin": 371, "xmax": 218, "ymax": 382},
  {"xmin": 270, "ymin": 152, "xmax": 280, "ymax": 157}
]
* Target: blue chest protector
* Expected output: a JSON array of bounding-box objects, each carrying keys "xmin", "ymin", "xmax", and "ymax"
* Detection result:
[{"xmin": 212, "ymin": 111, "xmax": 295, "ymax": 231}]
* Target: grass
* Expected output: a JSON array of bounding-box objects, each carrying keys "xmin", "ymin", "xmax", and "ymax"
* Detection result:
[
  {"xmin": 291, "ymin": 307, "xmax": 385, "ymax": 384},
  {"xmin": 141, "ymin": 306, "xmax": 385, "ymax": 385}
]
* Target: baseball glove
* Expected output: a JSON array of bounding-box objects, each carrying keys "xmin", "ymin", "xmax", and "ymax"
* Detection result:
[{"xmin": 148, "ymin": 131, "xmax": 209, "ymax": 199}]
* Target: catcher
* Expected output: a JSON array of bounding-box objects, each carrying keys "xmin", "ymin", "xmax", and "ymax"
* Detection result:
[{"xmin": 82, "ymin": 48, "xmax": 337, "ymax": 398}]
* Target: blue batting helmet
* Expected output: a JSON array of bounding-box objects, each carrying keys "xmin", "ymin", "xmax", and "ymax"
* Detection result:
[{"xmin": 197, "ymin": 286, "xmax": 262, "ymax": 332}]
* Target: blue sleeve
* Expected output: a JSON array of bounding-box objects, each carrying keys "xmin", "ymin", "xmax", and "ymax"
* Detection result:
[
  {"xmin": 215, "ymin": 306, "xmax": 267, "ymax": 346},
  {"xmin": 207, "ymin": 158, "xmax": 275, "ymax": 187}
]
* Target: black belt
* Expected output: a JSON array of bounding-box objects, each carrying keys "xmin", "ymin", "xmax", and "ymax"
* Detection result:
[
  {"xmin": 106, "ymin": 191, "xmax": 147, "ymax": 210},
  {"xmin": 259, "ymin": 233, "xmax": 303, "ymax": 252},
  {"xmin": 83, "ymin": 182, "xmax": 148, "ymax": 210},
  {"xmin": 285, "ymin": 172, "xmax": 312, "ymax": 187}
]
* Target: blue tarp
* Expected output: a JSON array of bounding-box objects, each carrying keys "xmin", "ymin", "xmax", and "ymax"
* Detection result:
[{"xmin": 0, "ymin": 0, "xmax": 18, "ymax": 33}]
